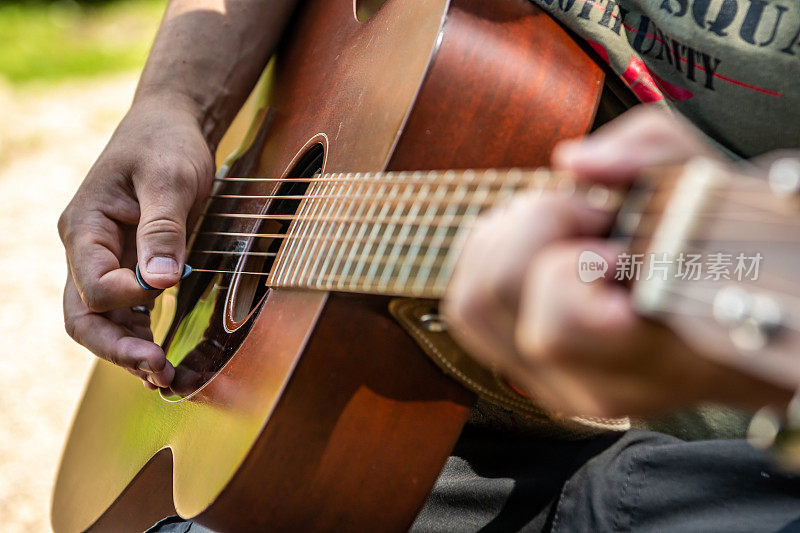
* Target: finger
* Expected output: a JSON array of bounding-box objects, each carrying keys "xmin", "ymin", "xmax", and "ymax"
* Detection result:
[
  {"xmin": 64, "ymin": 276, "xmax": 175, "ymax": 387},
  {"xmin": 131, "ymin": 322, "xmax": 155, "ymax": 342},
  {"xmin": 128, "ymin": 368, "xmax": 159, "ymax": 390},
  {"xmin": 514, "ymin": 242, "xmax": 695, "ymax": 416},
  {"xmin": 551, "ymin": 106, "xmax": 722, "ymax": 183},
  {"xmin": 124, "ymin": 367, "xmax": 162, "ymax": 390},
  {"xmin": 133, "ymin": 165, "xmax": 197, "ymax": 290},
  {"xmin": 106, "ymin": 307, "xmax": 155, "ymax": 342},
  {"xmin": 445, "ymin": 192, "xmax": 613, "ymax": 331},
  {"xmin": 60, "ymin": 208, "xmax": 152, "ymax": 312},
  {"xmin": 443, "ymin": 210, "xmax": 531, "ymax": 372},
  {"xmin": 107, "ymin": 303, "xmax": 156, "ymax": 326},
  {"xmin": 516, "ymin": 241, "xmax": 635, "ymax": 366},
  {"xmin": 444, "ymin": 193, "xmax": 615, "ymax": 375},
  {"xmin": 490, "ymin": 193, "xmax": 614, "ymax": 307}
]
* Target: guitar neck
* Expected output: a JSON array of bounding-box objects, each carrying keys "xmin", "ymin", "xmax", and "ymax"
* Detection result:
[{"xmin": 266, "ymin": 169, "xmax": 610, "ymax": 297}]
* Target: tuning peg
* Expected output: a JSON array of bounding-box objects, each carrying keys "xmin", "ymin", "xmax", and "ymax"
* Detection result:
[
  {"xmin": 769, "ymin": 158, "xmax": 800, "ymax": 196},
  {"xmin": 713, "ymin": 286, "xmax": 783, "ymax": 352},
  {"xmin": 749, "ymin": 391, "xmax": 800, "ymax": 472}
]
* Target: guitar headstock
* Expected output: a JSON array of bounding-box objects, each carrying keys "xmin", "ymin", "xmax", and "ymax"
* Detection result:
[{"xmin": 616, "ymin": 157, "xmax": 800, "ymax": 389}]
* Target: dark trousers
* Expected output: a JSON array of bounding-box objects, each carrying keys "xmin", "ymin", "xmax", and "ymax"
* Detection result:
[{"xmin": 148, "ymin": 427, "xmax": 800, "ymax": 532}]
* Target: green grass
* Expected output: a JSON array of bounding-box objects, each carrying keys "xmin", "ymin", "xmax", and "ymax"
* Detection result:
[{"xmin": 0, "ymin": 0, "xmax": 164, "ymax": 85}]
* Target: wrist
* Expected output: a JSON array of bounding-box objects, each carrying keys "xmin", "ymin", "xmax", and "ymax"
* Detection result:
[{"xmin": 130, "ymin": 88, "xmax": 223, "ymax": 153}]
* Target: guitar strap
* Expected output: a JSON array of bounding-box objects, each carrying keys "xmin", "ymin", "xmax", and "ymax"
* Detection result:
[{"xmin": 389, "ymin": 298, "xmax": 630, "ymax": 438}]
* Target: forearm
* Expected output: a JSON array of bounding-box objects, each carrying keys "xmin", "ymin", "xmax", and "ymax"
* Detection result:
[{"xmin": 133, "ymin": 0, "xmax": 299, "ymax": 150}]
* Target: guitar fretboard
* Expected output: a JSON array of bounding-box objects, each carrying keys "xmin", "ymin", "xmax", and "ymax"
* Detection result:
[{"xmin": 267, "ymin": 169, "xmax": 598, "ymax": 297}]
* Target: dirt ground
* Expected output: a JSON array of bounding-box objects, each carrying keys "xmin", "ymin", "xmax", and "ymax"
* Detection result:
[{"xmin": 0, "ymin": 73, "xmax": 139, "ymax": 532}]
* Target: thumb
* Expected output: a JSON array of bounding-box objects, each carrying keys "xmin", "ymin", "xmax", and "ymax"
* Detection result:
[{"xmin": 134, "ymin": 170, "xmax": 194, "ymax": 290}]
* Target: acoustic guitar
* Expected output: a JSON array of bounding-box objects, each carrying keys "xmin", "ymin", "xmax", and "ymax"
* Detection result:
[{"xmin": 52, "ymin": 0, "xmax": 799, "ymax": 531}]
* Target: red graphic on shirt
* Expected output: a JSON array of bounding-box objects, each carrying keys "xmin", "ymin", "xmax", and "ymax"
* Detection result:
[
  {"xmin": 623, "ymin": 56, "xmax": 694, "ymax": 102},
  {"xmin": 587, "ymin": 40, "xmax": 694, "ymax": 104},
  {"xmin": 578, "ymin": 1, "xmax": 781, "ymax": 98}
]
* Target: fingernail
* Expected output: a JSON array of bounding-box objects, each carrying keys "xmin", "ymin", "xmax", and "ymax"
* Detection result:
[
  {"xmin": 147, "ymin": 256, "xmax": 179, "ymax": 275},
  {"xmin": 137, "ymin": 361, "xmax": 153, "ymax": 373}
]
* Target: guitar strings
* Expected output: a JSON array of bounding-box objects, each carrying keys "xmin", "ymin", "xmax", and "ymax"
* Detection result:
[
  {"xmin": 186, "ymin": 208, "xmax": 800, "ymax": 246},
  {"xmin": 653, "ymin": 285, "xmax": 800, "ymax": 331},
  {"xmin": 181, "ymin": 231, "xmax": 796, "ymax": 283},
  {"xmin": 183, "ymin": 226, "xmax": 793, "ymax": 280},
  {"xmin": 181, "ymin": 222, "xmax": 797, "ymax": 280},
  {"xmin": 202, "ymin": 174, "xmax": 797, "ymax": 228},
  {"xmin": 198, "ymin": 210, "xmax": 800, "ymax": 228},
  {"xmin": 212, "ymin": 170, "xmax": 787, "ymax": 197},
  {"xmin": 175, "ymin": 170, "xmax": 798, "ymax": 282},
  {"xmin": 211, "ymin": 170, "xmax": 573, "ymax": 184},
  {"xmin": 210, "ymin": 173, "xmax": 796, "ymax": 202}
]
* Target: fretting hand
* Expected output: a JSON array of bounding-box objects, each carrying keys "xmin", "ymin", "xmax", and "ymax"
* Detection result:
[{"xmin": 443, "ymin": 107, "xmax": 793, "ymax": 418}]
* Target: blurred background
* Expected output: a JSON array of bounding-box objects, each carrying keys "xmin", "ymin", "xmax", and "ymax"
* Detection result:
[{"xmin": 0, "ymin": 1, "xmax": 163, "ymax": 530}]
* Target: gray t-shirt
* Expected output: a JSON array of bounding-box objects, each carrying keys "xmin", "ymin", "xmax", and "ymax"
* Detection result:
[{"xmin": 529, "ymin": 0, "xmax": 800, "ymax": 157}]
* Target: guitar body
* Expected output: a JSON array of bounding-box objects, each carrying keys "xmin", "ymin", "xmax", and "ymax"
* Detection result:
[{"xmin": 52, "ymin": 0, "xmax": 603, "ymax": 531}]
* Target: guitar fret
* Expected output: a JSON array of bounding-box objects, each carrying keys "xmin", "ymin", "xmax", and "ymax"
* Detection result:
[
  {"xmin": 291, "ymin": 179, "xmax": 331, "ymax": 284},
  {"xmin": 377, "ymin": 174, "xmax": 426, "ymax": 291},
  {"xmin": 323, "ymin": 174, "xmax": 366, "ymax": 290},
  {"xmin": 270, "ymin": 181, "xmax": 315, "ymax": 284},
  {"xmin": 300, "ymin": 177, "xmax": 348, "ymax": 287},
  {"xmin": 267, "ymin": 168, "xmax": 579, "ymax": 296},
  {"xmin": 314, "ymin": 174, "xmax": 359, "ymax": 289},
  {"xmin": 335, "ymin": 177, "xmax": 377, "ymax": 290},
  {"xmin": 290, "ymin": 177, "xmax": 333, "ymax": 285},
  {"xmin": 433, "ymin": 171, "xmax": 490, "ymax": 291},
  {"xmin": 339, "ymin": 178, "xmax": 386, "ymax": 291},
  {"xmin": 415, "ymin": 170, "xmax": 462, "ymax": 294},
  {"xmin": 281, "ymin": 180, "xmax": 316, "ymax": 285},
  {"xmin": 365, "ymin": 178, "xmax": 417, "ymax": 291},
  {"xmin": 351, "ymin": 180, "xmax": 401, "ymax": 288},
  {"xmin": 396, "ymin": 172, "xmax": 441, "ymax": 290}
]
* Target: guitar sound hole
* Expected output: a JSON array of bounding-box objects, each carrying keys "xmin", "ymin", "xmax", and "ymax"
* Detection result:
[
  {"xmin": 227, "ymin": 144, "xmax": 324, "ymax": 327},
  {"xmin": 152, "ymin": 144, "xmax": 324, "ymax": 401},
  {"xmin": 354, "ymin": 0, "xmax": 389, "ymax": 21}
]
